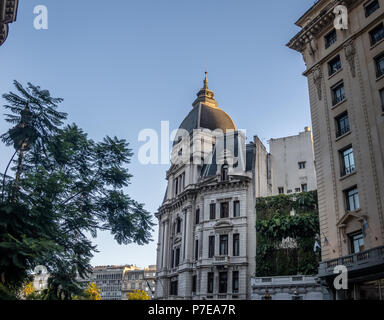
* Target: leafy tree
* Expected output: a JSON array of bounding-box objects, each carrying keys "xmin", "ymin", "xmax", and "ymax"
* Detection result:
[
  {"xmin": 0, "ymin": 81, "xmax": 155, "ymax": 299},
  {"xmin": 84, "ymin": 282, "xmax": 101, "ymax": 300},
  {"xmin": 1, "ymin": 80, "xmax": 67, "ymax": 202},
  {"xmin": 127, "ymin": 289, "xmax": 150, "ymax": 300},
  {"xmin": 73, "ymin": 282, "xmax": 101, "ymax": 300},
  {"xmin": 255, "ymin": 191, "xmax": 320, "ymax": 277}
]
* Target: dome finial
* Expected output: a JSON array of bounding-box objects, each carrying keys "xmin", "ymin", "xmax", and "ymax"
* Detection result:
[{"xmin": 203, "ymin": 71, "xmax": 208, "ymax": 89}]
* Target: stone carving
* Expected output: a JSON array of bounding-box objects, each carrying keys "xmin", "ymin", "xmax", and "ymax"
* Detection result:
[
  {"xmin": 344, "ymin": 40, "xmax": 356, "ymax": 78},
  {"xmin": 313, "ymin": 67, "xmax": 323, "ymax": 100}
]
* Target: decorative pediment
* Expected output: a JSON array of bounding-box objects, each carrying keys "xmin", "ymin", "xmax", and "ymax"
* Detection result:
[
  {"xmin": 214, "ymin": 221, "xmax": 233, "ymax": 233},
  {"xmin": 336, "ymin": 210, "xmax": 364, "ymax": 227}
]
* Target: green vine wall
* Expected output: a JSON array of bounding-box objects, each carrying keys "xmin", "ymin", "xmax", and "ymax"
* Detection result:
[{"xmin": 256, "ymin": 191, "xmax": 320, "ymax": 277}]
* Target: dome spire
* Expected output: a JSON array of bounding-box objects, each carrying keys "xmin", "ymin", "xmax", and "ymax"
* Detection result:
[
  {"xmin": 203, "ymin": 71, "xmax": 208, "ymax": 89},
  {"xmin": 192, "ymin": 71, "xmax": 218, "ymax": 108}
]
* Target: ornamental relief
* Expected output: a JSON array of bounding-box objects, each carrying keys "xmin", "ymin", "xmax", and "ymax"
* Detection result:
[
  {"xmin": 344, "ymin": 40, "xmax": 356, "ymax": 78},
  {"xmin": 312, "ymin": 66, "xmax": 323, "ymax": 101}
]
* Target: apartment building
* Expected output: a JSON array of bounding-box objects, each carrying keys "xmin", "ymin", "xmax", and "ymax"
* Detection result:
[{"xmin": 288, "ymin": 0, "xmax": 384, "ymax": 299}]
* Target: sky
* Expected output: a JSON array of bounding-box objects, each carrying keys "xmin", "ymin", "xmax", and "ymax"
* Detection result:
[{"xmin": 0, "ymin": 0, "xmax": 315, "ymax": 268}]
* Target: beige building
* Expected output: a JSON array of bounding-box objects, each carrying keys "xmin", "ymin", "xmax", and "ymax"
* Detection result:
[
  {"xmin": 0, "ymin": 0, "xmax": 18, "ymax": 46},
  {"xmin": 122, "ymin": 265, "xmax": 156, "ymax": 300},
  {"xmin": 288, "ymin": 0, "xmax": 384, "ymax": 299}
]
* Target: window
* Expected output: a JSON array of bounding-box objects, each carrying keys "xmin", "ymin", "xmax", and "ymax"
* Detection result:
[
  {"xmin": 298, "ymin": 161, "xmax": 306, "ymax": 169},
  {"xmin": 233, "ymin": 201, "xmax": 240, "ymax": 217},
  {"xmin": 175, "ymin": 247, "xmax": 180, "ymax": 266},
  {"xmin": 295, "ymin": 188, "xmax": 301, "ymax": 193},
  {"xmin": 345, "ymin": 187, "xmax": 360, "ymax": 212},
  {"xmin": 365, "ymin": 0, "xmax": 380, "ymax": 17},
  {"xmin": 207, "ymin": 272, "xmax": 214, "ymax": 294},
  {"xmin": 369, "ymin": 23, "xmax": 384, "ymax": 46},
  {"xmin": 219, "ymin": 235, "xmax": 228, "ymax": 255},
  {"xmin": 219, "ymin": 272, "xmax": 228, "ymax": 294},
  {"xmin": 375, "ymin": 53, "xmax": 384, "ymax": 77},
  {"xmin": 221, "ymin": 164, "xmax": 229, "ymax": 181},
  {"xmin": 328, "ymin": 55, "xmax": 342, "ymax": 76},
  {"xmin": 170, "ymin": 280, "xmax": 178, "ymax": 296},
  {"xmin": 278, "ymin": 187, "xmax": 284, "ymax": 194},
  {"xmin": 210, "ymin": 203, "xmax": 216, "ymax": 220},
  {"xmin": 325, "ymin": 29, "xmax": 337, "ymax": 48},
  {"xmin": 350, "ymin": 232, "xmax": 364, "ymax": 253},
  {"xmin": 176, "ymin": 218, "xmax": 182, "ymax": 234},
  {"xmin": 287, "ymin": 189, "xmax": 292, "ymax": 194},
  {"xmin": 380, "ymin": 88, "xmax": 384, "ymax": 111},
  {"xmin": 233, "ymin": 234, "xmax": 240, "ymax": 256},
  {"xmin": 301, "ymin": 184, "xmax": 308, "ymax": 192},
  {"xmin": 208, "ymin": 236, "xmax": 215, "ymax": 258},
  {"xmin": 195, "ymin": 240, "xmax": 199, "ymax": 260},
  {"xmin": 335, "ymin": 112, "xmax": 350, "ymax": 137},
  {"xmin": 220, "ymin": 202, "xmax": 229, "ymax": 218},
  {"xmin": 192, "ymin": 275, "xmax": 197, "ymax": 293},
  {"xmin": 232, "ymin": 271, "xmax": 239, "ymax": 293},
  {"xmin": 332, "ymin": 82, "xmax": 346, "ymax": 105},
  {"xmin": 131, "ymin": 283, "xmax": 135, "ymax": 290},
  {"xmin": 174, "ymin": 178, "xmax": 179, "ymax": 196},
  {"xmin": 195, "ymin": 209, "xmax": 200, "ymax": 224},
  {"xmin": 340, "ymin": 146, "xmax": 355, "ymax": 176}
]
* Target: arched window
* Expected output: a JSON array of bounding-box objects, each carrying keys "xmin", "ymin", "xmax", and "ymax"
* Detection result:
[{"xmin": 221, "ymin": 164, "xmax": 229, "ymax": 181}]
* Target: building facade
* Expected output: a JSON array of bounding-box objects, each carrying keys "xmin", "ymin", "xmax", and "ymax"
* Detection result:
[
  {"xmin": 288, "ymin": 0, "xmax": 384, "ymax": 299},
  {"xmin": 251, "ymin": 275, "xmax": 330, "ymax": 300},
  {"xmin": 93, "ymin": 265, "xmax": 125, "ymax": 300},
  {"xmin": 268, "ymin": 127, "xmax": 317, "ymax": 196},
  {"xmin": 155, "ymin": 74, "xmax": 318, "ymax": 300},
  {"xmin": 122, "ymin": 265, "xmax": 156, "ymax": 300},
  {"xmin": 155, "ymin": 74, "xmax": 257, "ymax": 300},
  {"xmin": 0, "ymin": 0, "xmax": 18, "ymax": 46}
]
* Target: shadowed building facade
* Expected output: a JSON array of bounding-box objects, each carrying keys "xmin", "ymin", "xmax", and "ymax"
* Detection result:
[
  {"xmin": 288, "ymin": 0, "xmax": 384, "ymax": 299},
  {"xmin": 0, "ymin": 0, "xmax": 18, "ymax": 46}
]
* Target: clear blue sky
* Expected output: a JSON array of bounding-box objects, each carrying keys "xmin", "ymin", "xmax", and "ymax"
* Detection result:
[{"xmin": 0, "ymin": 0, "xmax": 314, "ymax": 268}]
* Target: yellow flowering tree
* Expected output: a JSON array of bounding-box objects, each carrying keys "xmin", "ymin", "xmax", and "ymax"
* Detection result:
[
  {"xmin": 83, "ymin": 282, "xmax": 101, "ymax": 300},
  {"xmin": 127, "ymin": 289, "xmax": 150, "ymax": 300},
  {"xmin": 21, "ymin": 282, "xmax": 35, "ymax": 297}
]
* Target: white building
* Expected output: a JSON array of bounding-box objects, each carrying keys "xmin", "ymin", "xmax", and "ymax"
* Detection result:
[
  {"xmin": 268, "ymin": 128, "xmax": 317, "ymax": 196},
  {"xmin": 251, "ymin": 276, "xmax": 330, "ymax": 300},
  {"xmin": 155, "ymin": 74, "xmax": 317, "ymax": 300}
]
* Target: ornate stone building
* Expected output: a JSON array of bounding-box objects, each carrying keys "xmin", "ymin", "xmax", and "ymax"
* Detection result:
[
  {"xmin": 288, "ymin": 0, "xmax": 384, "ymax": 299},
  {"xmin": 155, "ymin": 74, "xmax": 257, "ymax": 300},
  {"xmin": 154, "ymin": 74, "xmax": 318, "ymax": 300},
  {"xmin": 0, "ymin": 0, "xmax": 18, "ymax": 46}
]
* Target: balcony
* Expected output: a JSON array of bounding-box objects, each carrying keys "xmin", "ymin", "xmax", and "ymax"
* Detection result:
[
  {"xmin": 213, "ymin": 256, "xmax": 230, "ymax": 265},
  {"xmin": 318, "ymin": 245, "xmax": 384, "ymax": 278}
]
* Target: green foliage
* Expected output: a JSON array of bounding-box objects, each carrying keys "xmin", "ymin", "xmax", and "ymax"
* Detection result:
[
  {"xmin": 256, "ymin": 191, "xmax": 320, "ymax": 277},
  {"xmin": 0, "ymin": 81, "xmax": 155, "ymax": 299}
]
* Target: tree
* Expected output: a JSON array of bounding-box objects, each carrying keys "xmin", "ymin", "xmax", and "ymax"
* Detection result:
[
  {"xmin": 0, "ymin": 81, "xmax": 155, "ymax": 299},
  {"xmin": 0, "ymin": 80, "xmax": 67, "ymax": 202},
  {"xmin": 84, "ymin": 282, "xmax": 101, "ymax": 300},
  {"xmin": 127, "ymin": 289, "xmax": 150, "ymax": 300}
]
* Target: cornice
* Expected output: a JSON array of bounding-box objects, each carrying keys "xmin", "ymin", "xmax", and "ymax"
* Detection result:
[
  {"xmin": 287, "ymin": 0, "xmax": 358, "ymax": 53},
  {"xmin": 0, "ymin": 0, "xmax": 19, "ymax": 46}
]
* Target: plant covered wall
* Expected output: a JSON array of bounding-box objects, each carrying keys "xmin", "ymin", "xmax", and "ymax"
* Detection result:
[{"xmin": 256, "ymin": 191, "xmax": 320, "ymax": 277}]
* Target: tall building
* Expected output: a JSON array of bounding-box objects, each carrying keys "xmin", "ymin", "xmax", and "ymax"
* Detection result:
[
  {"xmin": 155, "ymin": 74, "xmax": 317, "ymax": 300},
  {"xmin": 288, "ymin": 0, "xmax": 384, "ymax": 299},
  {"xmin": 0, "ymin": 0, "xmax": 19, "ymax": 46},
  {"xmin": 93, "ymin": 265, "xmax": 126, "ymax": 300},
  {"xmin": 155, "ymin": 74, "xmax": 257, "ymax": 300}
]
